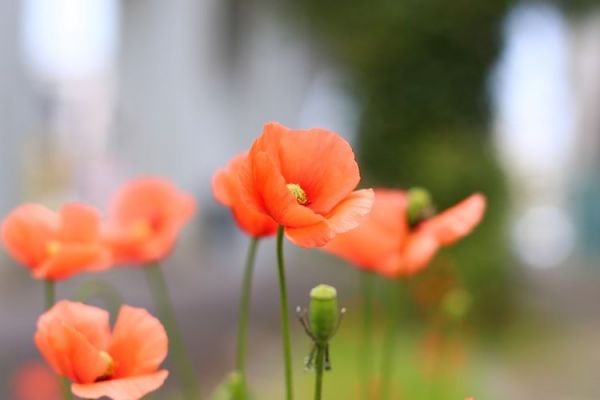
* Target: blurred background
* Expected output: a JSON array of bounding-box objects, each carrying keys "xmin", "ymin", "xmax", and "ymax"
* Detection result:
[{"xmin": 1, "ymin": 0, "xmax": 600, "ymax": 398}]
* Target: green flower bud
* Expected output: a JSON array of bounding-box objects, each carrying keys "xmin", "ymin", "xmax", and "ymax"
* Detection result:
[
  {"xmin": 309, "ymin": 284, "xmax": 339, "ymax": 344},
  {"xmin": 407, "ymin": 187, "xmax": 433, "ymax": 225}
]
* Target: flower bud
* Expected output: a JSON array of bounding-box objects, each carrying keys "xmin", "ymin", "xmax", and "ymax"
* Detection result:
[
  {"xmin": 309, "ymin": 284, "xmax": 339, "ymax": 344},
  {"xmin": 407, "ymin": 187, "xmax": 433, "ymax": 225}
]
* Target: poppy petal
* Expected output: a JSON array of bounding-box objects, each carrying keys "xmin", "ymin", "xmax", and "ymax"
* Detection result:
[
  {"xmin": 1, "ymin": 204, "xmax": 59, "ymax": 268},
  {"xmin": 285, "ymin": 221, "xmax": 333, "ymax": 248},
  {"xmin": 213, "ymin": 153, "xmax": 278, "ymax": 237},
  {"xmin": 323, "ymin": 189, "xmax": 405, "ymax": 270},
  {"xmin": 34, "ymin": 243, "xmax": 111, "ymax": 280},
  {"xmin": 71, "ymin": 370, "xmax": 168, "ymax": 400},
  {"xmin": 108, "ymin": 306, "xmax": 168, "ymax": 378},
  {"xmin": 58, "ymin": 203, "xmax": 101, "ymax": 242},
  {"xmin": 35, "ymin": 303, "xmax": 110, "ymax": 383},
  {"xmin": 212, "ymin": 154, "xmax": 247, "ymax": 207},
  {"xmin": 258, "ymin": 123, "xmax": 361, "ymax": 215},
  {"xmin": 245, "ymin": 151, "xmax": 323, "ymax": 227},
  {"xmin": 420, "ymin": 193, "xmax": 486, "ymax": 246},
  {"xmin": 402, "ymin": 232, "xmax": 440, "ymax": 274},
  {"xmin": 325, "ymin": 189, "xmax": 374, "ymax": 234},
  {"xmin": 46, "ymin": 301, "xmax": 111, "ymax": 350}
]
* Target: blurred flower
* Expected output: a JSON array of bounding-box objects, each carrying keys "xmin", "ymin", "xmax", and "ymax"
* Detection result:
[
  {"xmin": 35, "ymin": 300, "xmax": 168, "ymax": 400},
  {"xmin": 1, "ymin": 203, "xmax": 111, "ymax": 280},
  {"xmin": 11, "ymin": 361, "xmax": 61, "ymax": 400},
  {"xmin": 103, "ymin": 177, "xmax": 196, "ymax": 264},
  {"xmin": 324, "ymin": 189, "xmax": 486, "ymax": 277},
  {"xmin": 238, "ymin": 122, "xmax": 374, "ymax": 247},
  {"xmin": 213, "ymin": 152, "xmax": 278, "ymax": 238}
]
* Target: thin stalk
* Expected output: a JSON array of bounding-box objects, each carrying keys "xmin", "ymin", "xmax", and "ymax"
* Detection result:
[
  {"xmin": 379, "ymin": 279, "xmax": 402, "ymax": 400},
  {"xmin": 144, "ymin": 263, "xmax": 201, "ymax": 400},
  {"xmin": 44, "ymin": 280, "xmax": 55, "ymax": 310},
  {"xmin": 44, "ymin": 280, "xmax": 72, "ymax": 400},
  {"xmin": 359, "ymin": 271, "xmax": 374, "ymax": 399},
  {"xmin": 235, "ymin": 238, "xmax": 260, "ymax": 394},
  {"xmin": 313, "ymin": 345, "xmax": 325, "ymax": 400},
  {"xmin": 276, "ymin": 226, "xmax": 294, "ymax": 400}
]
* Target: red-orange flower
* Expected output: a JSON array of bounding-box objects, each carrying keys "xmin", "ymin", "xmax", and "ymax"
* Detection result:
[
  {"xmin": 103, "ymin": 177, "xmax": 196, "ymax": 264},
  {"xmin": 213, "ymin": 152, "xmax": 278, "ymax": 238},
  {"xmin": 11, "ymin": 361, "xmax": 61, "ymax": 400},
  {"xmin": 1, "ymin": 203, "xmax": 111, "ymax": 280},
  {"xmin": 238, "ymin": 122, "xmax": 374, "ymax": 247},
  {"xmin": 35, "ymin": 301, "xmax": 168, "ymax": 400},
  {"xmin": 323, "ymin": 189, "xmax": 486, "ymax": 277}
]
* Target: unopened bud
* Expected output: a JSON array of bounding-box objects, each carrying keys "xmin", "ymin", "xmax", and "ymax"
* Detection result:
[
  {"xmin": 309, "ymin": 284, "xmax": 339, "ymax": 344},
  {"xmin": 407, "ymin": 187, "xmax": 433, "ymax": 225}
]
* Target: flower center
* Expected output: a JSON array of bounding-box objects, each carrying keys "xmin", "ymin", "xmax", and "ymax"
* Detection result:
[
  {"xmin": 46, "ymin": 241, "xmax": 61, "ymax": 256},
  {"xmin": 96, "ymin": 351, "xmax": 116, "ymax": 381},
  {"xmin": 130, "ymin": 219, "xmax": 152, "ymax": 239},
  {"xmin": 286, "ymin": 183, "xmax": 308, "ymax": 205}
]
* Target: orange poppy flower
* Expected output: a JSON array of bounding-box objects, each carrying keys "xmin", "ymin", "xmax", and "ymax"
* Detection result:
[
  {"xmin": 35, "ymin": 300, "xmax": 169, "ymax": 400},
  {"xmin": 1, "ymin": 203, "xmax": 111, "ymax": 280},
  {"xmin": 323, "ymin": 189, "xmax": 486, "ymax": 277},
  {"xmin": 103, "ymin": 177, "xmax": 196, "ymax": 264},
  {"xmin": 213, "ymin": 152, "xmax": 278, "ymax": 238},
  {"xmin": 238, "ymin": 122, "xmax": 374, "ymax": 247},
  {"xmin": 11, "ymin": 361, "xmax": 61, "ymax": 400}
]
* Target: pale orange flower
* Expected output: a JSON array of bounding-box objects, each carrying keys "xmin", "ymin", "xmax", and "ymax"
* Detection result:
[
  {"xmin": 1, "ymin": 203, "xmax": 111, "ymax": 280},
  {"xmin": 213, "ymin": 152, "xmax": 278, "ymax": 238},
  {"xmin": 238, "ymin": 122, "xmax": 374, "ymax": 247},
  {"xmin": 324, "ymin": 189, "xmax": 486, "ymax": 277},
  {"xmin": 35, "ymin": 301, "xmax": 168, "ymax": 400},
  {"xmin": 103, "ymin": 177, "xmax": 196, "ymax": 264}
]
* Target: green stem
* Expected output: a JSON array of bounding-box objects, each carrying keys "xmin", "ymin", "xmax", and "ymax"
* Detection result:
[
  {"xmin": 144, "ymin": 263, "xmax": 201, "ymax": 400},
  {"xmin": 235, "ymin": 238, "xmax": 260, "ymax": 394},
  {"xmin": 276, "ymin": 226, "xmax": 294, "ymax": 400},
  {"xmin": 379, "ymin": 279, "xmax": 402, "ymax": 400},
  {"xmin": 359, "ymin": 271, "xmax": 374, "ymax": 399},
  {"xmin": 314, "ymin": 345, "xmax": 325, "ymax": 400},
  {"xmin": 44, "ymin": 280, "xmax": 73, "ymax": 400},
  {"xmin": 44, "ymin": 280, "xmax": 55, "ymax": 310}
]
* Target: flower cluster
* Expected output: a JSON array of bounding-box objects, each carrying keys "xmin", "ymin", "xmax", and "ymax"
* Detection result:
[
  {"xmin": 2, "ymin": 178, "xmax": 194, "ymax": 400},
  {"xmin": 3, "ymin": 121, "xmax": 486, "ymax": 400}
]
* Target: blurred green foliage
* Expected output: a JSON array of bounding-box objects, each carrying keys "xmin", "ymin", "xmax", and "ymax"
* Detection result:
[{"xmin": 286, "ymin": 0, "xmax": 518, "ymax": 330}]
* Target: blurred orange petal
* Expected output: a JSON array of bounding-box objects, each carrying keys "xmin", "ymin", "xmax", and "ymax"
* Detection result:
[
  {"xmin": 104, "ymin": 177, "xmax": 196, "ymax": 264},
  {"xmin": 419, "ymin": 193, "xmax": 486, "ymax": 246}
]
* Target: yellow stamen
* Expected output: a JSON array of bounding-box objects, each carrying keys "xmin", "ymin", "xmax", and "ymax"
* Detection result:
[
  {"xmin": 98, "ymin": 351, "xmax": 116, "ymax": 379},
  {"xmin": 46, "ymin": 241, "xmax": 61, "ymax": 256},
  {"xmin": 130, "ymin": 220, "xmax": 152, "ymax": 239},
  {"xmin": 286, "ymin": 183, "xmax": 308, "ymax": 205}
]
